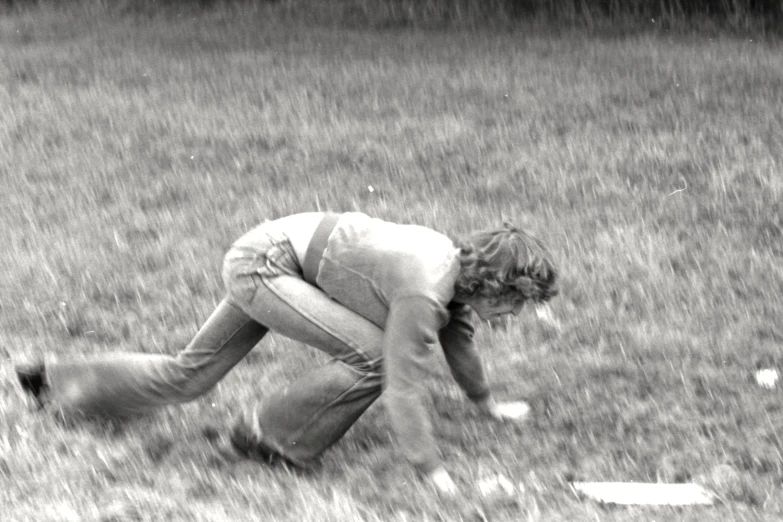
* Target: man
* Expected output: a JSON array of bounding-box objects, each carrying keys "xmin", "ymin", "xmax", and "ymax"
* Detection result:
[{"xmin": 17, "ymin": 211, "xmax": 558, "ymax": 494}]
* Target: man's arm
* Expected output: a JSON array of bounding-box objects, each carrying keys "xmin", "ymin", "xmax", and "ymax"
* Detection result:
[
  {"xmin": 383, "ymin": 295, "xmax": 447, "ymax": 476},
  {"xmin": 439, "ymin": 302, "xmax": 532, "ymax": 423},
  {"xmin": 438, "ymin": 302, "xmax": 491, "ymax": 403}
]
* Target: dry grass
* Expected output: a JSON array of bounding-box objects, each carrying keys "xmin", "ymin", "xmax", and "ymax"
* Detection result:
[{"xmin": 1, "ymin": 3, "xmax": 782, "ymax": 521}]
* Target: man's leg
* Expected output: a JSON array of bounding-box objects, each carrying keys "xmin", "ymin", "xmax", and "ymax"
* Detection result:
[
  {"xmin": 25, "ymin": 299, "xmax": 268, "ymax": 418},
  {"xmin": 230, "ymin": 273, "xmax": 385, "ymax": 465}
]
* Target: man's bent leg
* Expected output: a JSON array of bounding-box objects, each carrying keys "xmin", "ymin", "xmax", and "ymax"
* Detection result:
[
  {"xmin": 231, "ymin": 274, "xmax": 385, "ymax": 464},
  {"xmin": 42, "ymin": 299, "xmax": 268, "ymax": 418},
  {"xmin": 247, "ymin": 359, "xmax": 383, "ymax": 464}
]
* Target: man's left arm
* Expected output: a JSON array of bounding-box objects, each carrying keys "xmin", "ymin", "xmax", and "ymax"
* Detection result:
[
  {"xmin": 438, "ymin": 302, "xmax": 491, "ymax": 403},
  {"xmin": 439, "ymin": 302, "xmax": 531, "ymax": 422}
]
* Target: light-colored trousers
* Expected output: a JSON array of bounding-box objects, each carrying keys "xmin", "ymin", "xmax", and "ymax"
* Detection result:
[{"xmin": 45, "ymin": 224, "xmax": 385, "ymax": 464}]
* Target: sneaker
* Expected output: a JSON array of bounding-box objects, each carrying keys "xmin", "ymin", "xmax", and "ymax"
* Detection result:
[{"xmin": 15, "ymin": 362, "xmax": 48, "ymax": 409}]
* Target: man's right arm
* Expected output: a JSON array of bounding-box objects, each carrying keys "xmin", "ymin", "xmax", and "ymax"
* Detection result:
[{"xmin": 382, "ymin": 295, "xmax": 448, "ymax": 476}]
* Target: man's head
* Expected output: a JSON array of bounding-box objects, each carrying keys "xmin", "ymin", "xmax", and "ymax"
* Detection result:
[{"xmin": 453, "ymin": 222, "xmax": 558, "ymax": 318}]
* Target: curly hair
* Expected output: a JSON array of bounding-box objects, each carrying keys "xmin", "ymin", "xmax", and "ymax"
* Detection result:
[{"xmin": 453, "ymin": 222, "xmax": 558, "ymax": 304}]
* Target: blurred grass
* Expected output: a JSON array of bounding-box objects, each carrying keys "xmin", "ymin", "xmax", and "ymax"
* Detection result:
[{"xmin": 1, "ymin": 3, "xmax": 782, "ymax": 521}]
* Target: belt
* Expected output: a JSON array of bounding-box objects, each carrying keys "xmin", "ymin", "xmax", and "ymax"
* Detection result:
[{"xmin": 303, "ymin": 213, "xmax": 340, "ymax": 286}]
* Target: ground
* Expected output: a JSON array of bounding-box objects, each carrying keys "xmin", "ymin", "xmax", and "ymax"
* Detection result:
[{"xmin": 1, "ymin": 4, "xmax": 781, "ymax": 521}]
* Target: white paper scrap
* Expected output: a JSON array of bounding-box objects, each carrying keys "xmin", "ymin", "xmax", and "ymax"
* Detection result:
[
  {"xmin": 756, "ymin": 368, "xmax": 779, "ymax": 389},
  {"xmin": 477, "ymin": 474, "xmax": 516, "ymax": 497},
  {"xmin": 535, "ymin": 305, "xmax": 562, "ymax": 331},
  {"xmin": 570, "ymin": 482, "xmax": 715, "ymax": 506}
]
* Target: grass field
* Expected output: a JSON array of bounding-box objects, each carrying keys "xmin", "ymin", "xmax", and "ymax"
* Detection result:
[{"xmin": 1, "ymin": 3, "xmax": 782, "ymax": 521}]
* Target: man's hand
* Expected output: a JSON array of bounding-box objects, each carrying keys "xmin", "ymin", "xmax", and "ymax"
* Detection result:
[
  {"xmin": 426, "ymin": 467, "xmax": 458, "ymax": 496},
  {"xmin": 476, "ymin": 396, "xmax": 531, "ymax": 423}
]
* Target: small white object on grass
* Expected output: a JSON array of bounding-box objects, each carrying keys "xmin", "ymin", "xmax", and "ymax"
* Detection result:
[
  {"xmin": 755, "ymin": 368, "xmax": 779, "ymax": 389},
  {"xmin": 570, "ymin": 482, "xmax": 715, "ymax": 506},
  {"xmin": 478, "ymin": 474, "xmax": 517, "ymax": 497},
  {"xmin": 430, "ymin": 468, "xmax": 458, "ymax": 496},
  {"xmin": 493, "ymin": 401, "xmax": 531, "ymax": 421},
  {"xmin": 535, "ymin": 305, "xmax": 562, "ymax": 331}
]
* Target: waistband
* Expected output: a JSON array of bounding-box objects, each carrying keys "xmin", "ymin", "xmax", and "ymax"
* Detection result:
[{"xmin": 303, "ymin": 213, "xmax": 340, "ymax": 286}]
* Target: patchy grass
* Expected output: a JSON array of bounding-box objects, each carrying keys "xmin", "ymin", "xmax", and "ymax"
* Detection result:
[{"xmin": 1, "ymin": 4, "xmax": 782, "ymax": 521}]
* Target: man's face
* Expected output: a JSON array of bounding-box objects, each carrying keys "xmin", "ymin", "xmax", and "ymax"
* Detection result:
[{"xmin": 469, "ymin": 297, "xmax": 525, "ymax": 321}]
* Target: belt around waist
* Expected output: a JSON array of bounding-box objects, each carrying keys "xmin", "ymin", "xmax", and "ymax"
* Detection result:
[{"xmin": 303, "ymin": 213, "xmax": 340, "ymax": 286}]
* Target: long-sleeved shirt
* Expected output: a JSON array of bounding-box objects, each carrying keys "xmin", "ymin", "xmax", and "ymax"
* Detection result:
[{"xmin": 314, "ymin": 212, "xmax": 490, "ymax": 473}]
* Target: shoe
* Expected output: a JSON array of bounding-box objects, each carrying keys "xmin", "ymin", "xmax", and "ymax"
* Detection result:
[
  {"xmin": 202, "ymin": 425, "xmax": 242, "ymax": 464},
  {"xmin": 230, "ymin": 417, "xmax": 308, "ymax": 469},
  {"xmin": 15, "ymin": 362, "xmax": 48, "ymax": 408}
]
